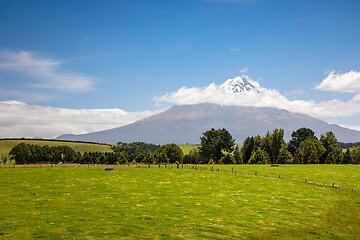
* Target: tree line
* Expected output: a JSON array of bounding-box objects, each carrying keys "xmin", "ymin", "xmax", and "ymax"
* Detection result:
[
  {"xmin": 8, "ymin": 142, "xmax": 183, "ymax": 165},
  {"xmin": 194, "ymin": 127, "xmax": 360, "ymax": 164},
  {"xmin": 6, "ymin": 127, "xmax": 360, "ymax": 165}
]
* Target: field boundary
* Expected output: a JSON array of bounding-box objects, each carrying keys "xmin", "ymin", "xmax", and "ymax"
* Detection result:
[
  {"xmin": 1, "ymin": 163, "xmax": 358, "ymax": 193},
  {"xmin": 146, "ymin": 163, "xmax": 359, "ymax": 194}
]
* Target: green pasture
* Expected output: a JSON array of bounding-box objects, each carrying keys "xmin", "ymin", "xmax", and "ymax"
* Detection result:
[
  {"xmin": 194, "ymin": 164, "xmax": 360, "ymax": 191},
  {"xmin": 0, "ymin": 139, "xmax": 113, "ymax": 157},
  {"xmin": 178, "ymin": 144, "xmax": 199, "ymax": 154},
  {"xmin": 0, "ymin": 166, "xmax": 359, "ymax": 239}
]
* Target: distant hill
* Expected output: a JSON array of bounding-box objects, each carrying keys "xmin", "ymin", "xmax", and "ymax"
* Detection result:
[{"xmin": 56, "ymin": 103, "xmax": 360, "ymax": 144}]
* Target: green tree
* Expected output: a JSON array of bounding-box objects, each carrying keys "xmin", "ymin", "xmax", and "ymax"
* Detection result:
[
  {"xmin": 293, "ymin": 149, "xmax": 303, "ymax": 164},
  {"xmin": 242, "ymin": 137, "xmax": 255, "ymax": 164},
  {"xmin": 144, "ymin": 152, "xmax": 155, "ymax": 164},
  {"xmin": 9, "ymin": 143, "xmax": 32, "ymax": 164},
  {"xmin": 320, "ymin": 131, "xmax": 341, "ymax": 164},
  {"xmin": 287, "ymin": 128, "xmax": 317, "ymax": 154},
  {"xmin": 303, "ymin": 144, "xmax": 319, "ymax": 164},
  {"xmin": 198, "ymin": 128, "xmax": 235, "ymax": 163},
  {"xmin": 260, "ymin": 131, "xmax": 273, "ymax": 163},
  {"xmin": 233, "ymin": 149, "xmax": 243, "ymax": 164},
  {"xmin": 154, "ymin": 144, "xmax": 183, "ymax": 163},
  {"xmin": 351, "ymin": 146, "xmax": 360, "ymax": 164},
  {"xmin": 276, "ymin": 149, "xmax": 294, "ymax": 164},
  {"xmin": 271, "ymin": 128, "xmax": 284, "ymax": 163},
  {"xmin": 299, "ymin": 139, "xmax": 325, "ymax": 164},
  {"xmin": 220, "ymin": 153, "xmax": 235, "ymax": 164},
  {"xmin": 248, "ymin": 148, "xmax": 270, "ymax": 164},
  {"xmin": 341, "ymin": 149, "xmax": 353, "ymax": 164},
  {"xmin": 325, "ymin": 152, "xmax": 335, "ymax": 164}
]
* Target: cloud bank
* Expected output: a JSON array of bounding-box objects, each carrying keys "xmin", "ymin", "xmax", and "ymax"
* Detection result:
[
  {"xmin": 314, "ymin": 70, "xmax": 360, "ymax": 93},
  {"xmin": 154, "ymin": 72, "xmax": 360, "ymax": 118},
  {"xmin": 0, "ymin": 101, "xmax": 163, "ymax": 139},
  {"xmin": 0, "ymin": 50, "xmax": 95, "ymax": 92}
]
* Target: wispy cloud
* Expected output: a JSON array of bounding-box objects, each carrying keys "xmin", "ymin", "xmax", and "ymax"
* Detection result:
[
  {"xmin": 0, "ymin": 50, "xmax": 96, "ymax": 92},
  {"xmin": 0, "ymin": 101, "xmax": 164, "ymax": 138},
  {"xmin": 239, "ymin": 67, "xmax": 248, "ymax": 73},
  {"xmin": 153, "ymin": 73, "xmax": 360, "ymax": 119},
  {"xmin": 284, "ymin": 88, "xmax": 305, "ymax": 96},
  {"xmin": 314, "ymin": 70, "xmax": 360, "ymax": 93}
]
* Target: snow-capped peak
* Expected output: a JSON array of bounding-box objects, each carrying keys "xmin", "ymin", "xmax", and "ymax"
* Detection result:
[{"xmin": 220, "ymin": 76, "xmax": 259, "ymax": 93}]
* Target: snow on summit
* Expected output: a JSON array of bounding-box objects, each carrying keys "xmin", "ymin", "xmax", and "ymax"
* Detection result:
[{"xmin": 220, "ymin": 76, "xmax": 260, "ymax": 93}]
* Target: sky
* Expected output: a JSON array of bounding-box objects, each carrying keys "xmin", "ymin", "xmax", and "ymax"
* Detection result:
[{"xmin": 1, "ymin": 0, "xmax": 360, "ymax": 139}]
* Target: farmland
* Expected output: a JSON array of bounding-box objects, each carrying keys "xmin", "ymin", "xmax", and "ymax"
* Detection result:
[
  {"xmin": 0, "ymin": 139, "xmax": 113, "ymax": 157},
  {"xmin": 0, "ymin": 165, "xmax": 359, "ymax": 239}
]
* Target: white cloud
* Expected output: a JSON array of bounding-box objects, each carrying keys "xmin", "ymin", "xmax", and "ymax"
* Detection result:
[
  {"xmin": 0, "ymin": 50, "xmax": 95, "ymax": 92},
  {"xmin": 314, "ymin": 70, "xmax": 360, "ymax": 93},
  {"xmin": 153, "ymin": 75, "xmax": 360, "ymax": 118},
  {"xmin": 0, "ymin": 101, "xmax": 164, "ymax": 139},
  {"xmin": 239, "ymin": 67, "xmax": 248, "ymax": 73}
]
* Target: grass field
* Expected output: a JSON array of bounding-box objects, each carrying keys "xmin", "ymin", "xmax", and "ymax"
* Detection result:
[
  {"xmin": 178, "ymin": 144, "xmax": 199, "ymax": 154},
  {"xmin": 0, "ymin": 165, "xmax": 359, "ymax": 239},
  {"xmin": 198, "ymin": 164, "xmax": 360, "ymax": 191},
  {"xmin": 0, "ymin": 139, "xmax": 113, "ymax": 157}
]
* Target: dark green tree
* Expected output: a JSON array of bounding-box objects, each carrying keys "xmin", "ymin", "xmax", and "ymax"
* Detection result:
[
  {"xmin": 233, "ymin": 149, "xmax": 243, "ymax": 164},
  {"xmin": 242, "ymin": 137, "xmax": 255, "ymax": 164},
  {"xmin": 325, "ymin": 152, "xmax": 335, "ymax": 164},
  {"xmin": 260, "ymin": 131, "xmax": 273, "ymax": 163},
  {"xmin": 154, "ymin": 143, "xmax": 183, "ymax": 163},
  {"xmin": 287, "ymin": 128, "xmax": 317, "ymax": 154},
  {"xmin": 320, "ymin": 131, "xmax": 341, "ymax": 164},
  {"xmin": 299, "ymin": 139, "xmax": 325, "ymax": 164},
  {"xmin": 198, "ymin": 128, "xmax": 235, "ymax": 163},
  {"xmin": 351, "ymin": 147, "xmax": 360, "ymax": 164},
  {"xmin": 293, "ymin": 149, "xmax": 303, "ymax": 164},
  {"xmin": 341, "ymin": 149, "xmax": 353, "ymax": 164},
  {"xmin": 271, "ymin": 128, "xmax": 284, "ymax": 163}
]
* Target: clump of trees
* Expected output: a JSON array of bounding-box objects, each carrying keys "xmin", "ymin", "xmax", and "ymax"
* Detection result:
[
  {"xmin": 111, "ymin": 142, "xmax": 159, "ymax": 155},
  {"xmin": 7, "ymin": 128, "xmax": 360, "ymax": 165},
  {"xmin": 195, "ymin": 127, "xmax": 360, "ymax": 165},
  {"xmin": 8, "ymin": 142, "xmax": 183, "ymax": 165}
]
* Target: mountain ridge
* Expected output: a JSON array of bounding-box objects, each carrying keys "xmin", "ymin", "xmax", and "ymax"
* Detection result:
[{"xmin": 56, "ymin": 103, "xmax": 360, "ymax": 144}]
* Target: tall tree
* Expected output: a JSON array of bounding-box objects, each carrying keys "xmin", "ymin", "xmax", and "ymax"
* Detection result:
[
  {"xmin": 241, "ymin": 137, "xmax": 254, "ymax": 164},
  {"xmin": 198, "ymin": 128, "xmax": 235, "ymax": 163},
  {"xmin": 287, "ymin": 128, "xmax": 317, "ymax": 154},
  {"xmin": 320, "ymin": 131, "xmax": 341, "ymax": 164},
  {"xmin": 261, "ymin": 131, "xmax": 273, "ymax": 163},
  {"xmin": 341, "ymin": 149, "xmax": 353, "ymax": 164},
  {"xmin": 233, "ymin": 149, "xmax": 243, "ymax": 164},
  {"xmin": 271, "ymin": 128, "xmax": 284, "ymax": 163}
]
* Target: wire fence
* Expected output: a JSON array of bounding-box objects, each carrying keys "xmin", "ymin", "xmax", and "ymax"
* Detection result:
[{"xmin": 1, "ymin": 163, "xmax": 358, "ymax": 193}]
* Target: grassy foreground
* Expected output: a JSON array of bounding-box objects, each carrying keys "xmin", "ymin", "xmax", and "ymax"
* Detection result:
[
  {"xmin": 0, "ymin": 166, "xmax": 359, "ymax": 239},
  {"xmin": 0, "ymin": 139, "xmax": 113, "ymax": 157}
]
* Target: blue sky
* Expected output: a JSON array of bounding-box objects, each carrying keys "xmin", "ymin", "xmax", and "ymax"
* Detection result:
[{"xmin": 1, "ymin": 0, "xmax": 360, "ymax": 138}]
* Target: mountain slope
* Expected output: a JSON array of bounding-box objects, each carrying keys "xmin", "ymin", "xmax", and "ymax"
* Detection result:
[{"xmin": 56, "ymin": 103, "xmax": 360, "ymax": 144}]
